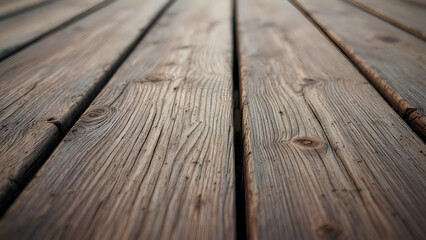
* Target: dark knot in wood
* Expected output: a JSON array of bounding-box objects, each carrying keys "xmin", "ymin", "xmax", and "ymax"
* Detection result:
[
  {"xmin": 376, "ymin": 35, "xmax": 400, "ymax": 43},
  {"xmin": 290, "ymin": 136, "xmax": 326, "ymax": 150},
  {"xmin": 67, "ymin": 125, "xmax": 87, "ymax": 139},
  {"xmin": 316, "ymin": 222, "xmax": 347, "ymax": 240},
  {"xmin": 135, "ymin": 74, "xmax": 171, "ymax": 84},
  {"xmin": 81, "ymin": 106, "xmax": 113, "ymax": 124},
  {"xmin": 301, "ymin": 78, "xmax": 322, "ymax": 89}
]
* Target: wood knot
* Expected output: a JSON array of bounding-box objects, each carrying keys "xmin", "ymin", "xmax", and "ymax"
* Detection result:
[
  {"xmin": 135, "ymin": 74, "xmax": 170, "ymax": 84},
  {"xmin": 66, "ymin": 125, "xmax": 86, "ymax": 139},
  {"xmin": 316, "ymin": 222, "xmax": 346, "ymax": 240},
  {"xmin": 81, "ymin": 106, "xmax": 113, "ymax": 124},
  {"xmin": 376, "ymin": 36, "xmax": 399, "ymax": 43},
  {"xmin": 301, "ymin": 78, "xmax": 322, "ymax": 89},
  {"xmin": 303, "ymin": 78, "xmax": 317, "ymax": 84},
  {"xmin": 290, "ymin": 136, "xmax": 326, "ymax": 150}
]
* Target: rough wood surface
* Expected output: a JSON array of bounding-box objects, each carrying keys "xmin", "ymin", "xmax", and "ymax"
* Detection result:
[
  {"xmin": 346, "ymin": 0, "xmax": 426, "ymax": 40},
  {"xmin": 403, "ymin": 0, "xmax": 426, "ymax": 7},
  {"xmin": 0, "ymin": 0, "xmax": 235, "ymax": 239},
  {"xmin": 0, "ymin": 0, "xmax": 169, "ymax": 212},
  {"xmin": 292, "ymin": 0, "xmax": 426, "ymax": 140},
  {"xmin": 237, "ymin": 0, "xmax": 426, "ymax": 239},
  {"xmin": 0, "ymin": 0, "xmax": 112, "ymax": 59},
  {"xmin": 0, "ymin": 0, "xmax": 53, "ymax": 19}
]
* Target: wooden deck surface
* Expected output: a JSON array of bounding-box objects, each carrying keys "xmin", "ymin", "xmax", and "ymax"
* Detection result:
[{"xmin": 0, "ymin": 0, "xmax": 425, "ymax": 239}]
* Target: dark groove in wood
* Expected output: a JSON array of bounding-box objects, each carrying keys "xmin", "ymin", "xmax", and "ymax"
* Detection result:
[
  {"xmin": 344, "ymin": 0, "xmax": 426, "ymax": 41},
  {"xmin": 0, "ymin": 0, "xmax": 57, "ymax": 21},
  {"xmin": 399, "ymin": 0, "xmax": 426, "ymax": 8},
  {"xmin": 289, "ymin": 0, "xmax": 426, "ymax": 141},
  {"xmin": 0, "ymin": 0, "xmax": 176, "ymax": 217},
  {"xmin": 0, "ymin": 0, "xmax": 116, "ymax": 62},
  {"xmin": 232, "ymin": 0, "xmax": 247, "ymax": 238}
]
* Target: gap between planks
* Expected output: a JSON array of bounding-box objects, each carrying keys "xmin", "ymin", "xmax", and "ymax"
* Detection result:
[
  {"xmin": 344, "ymin": 0, "xmax": 426, "ymax": 41},
  {"xmin": 0, "ymin": 0, "xmax": 115, "ymax": 61},
  {"xmin": 232, "ymin": 0, "xmax": 248, "ymax": 238},
  {"xmin": 289, "ymin": 0, "xmax": 426, "ymax": 141},
  {"xmin": 0, "ymin": 0, "xmax": 56, "ymax": 21}
]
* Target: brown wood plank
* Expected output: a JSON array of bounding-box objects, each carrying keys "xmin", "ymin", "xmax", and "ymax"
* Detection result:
[
  {"xmin": 0, "ymin": 0, "xmax": 235, "ymax": 238},
  {"xmin": 0, "ymin": 0, "xmax": 112, "ymax": 59},
  {"xmin": 237, "ymin": 0, "xmax": 426, "ymax": 239},
  {"xmin": 291, "ymin": 0, "xmax": 426, "ymax": 140},
  {"xmin": 403, "ymin": 0, "xmax": 426, "ymax": 7},
  {"xmin": 0, "ymin": 0, "xmax": 170, "ymax": 212},
  {"xmin": 0, "ymin": 0, "xmax": 52, "ymax": 19},
  {"xmin": 346, "ymin": 0, "xmax": 426, "ymax": 40}
]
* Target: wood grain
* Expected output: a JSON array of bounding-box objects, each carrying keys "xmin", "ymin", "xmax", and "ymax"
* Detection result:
[
  {"xmin": 0, "ymin": 0, "xmax": 53, "ymax": 19},
  {"xmin": 345, "ymin": 0, "xmax": 426, "ymax": 40},
  {"xmin": 0, "ymin": 0, "xmax": 235, "ymax": 239},
  {"xmin": 0, "ymin": 0, "xmax": 112, "ymax": 59},
  {"xmin": 292, "ymin": 0, "xmax": 426, "ymax": 140},
  {"xmin": 402, "ymin": 0, "xmax": 426, "ymax": 8},
  {"xmin": 0, "ymin": 0, "xmax": 169, "ymax": 212},
  {"xmin": 237, "ymin": 0, "xmax": 426, "ymax": 239}
]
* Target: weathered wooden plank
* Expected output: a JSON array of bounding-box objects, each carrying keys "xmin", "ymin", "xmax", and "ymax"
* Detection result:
[
  {"xmin": 237, "ymin": 0, "xmax": 426, "ymax": 239},
  {"xmin": 403, "ymin": 0, "xmax": 426, "ymax": 7},
  {"xmin": 346, "ymin": 0, "xmax": 426, "ymax": 40},
  {"xmin": 0, "ymin": 0, "xmax": 52, "ymax": 19},
  {"xmin": 0, "ymin": 0, "xmax": 235, "ymax": 239},
  {"xmin": 0, "ymin": 0, "xmax": 170, "ymax": 212},
  {"xmin": 0, "ymin": 0, "xmax": 112, "ymax": 59},
  {"xmin": 292, "ymin": 0, "xmax": 426, "ymax": 140}
]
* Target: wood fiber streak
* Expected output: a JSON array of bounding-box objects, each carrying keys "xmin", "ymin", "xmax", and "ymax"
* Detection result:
[
  {"xmin": 0, "ymin": 0, "xmax": 169, "ymax": 210},
  {"xmin": 0, "ymin": 0, "xmax": 112, "ymax": 59},
  {"xmin": 293, "ymin": 0, "xmax": 426, "ymax": 139},
  {"xmin": 0, "ymin": 0, "xmax": 52, "ymax": 19},
  {"xmin": 238, "ymin": 0, "xmax": 426, "ymax": 239},
  {"xmin": 0, "ymin": 0, "xmax": 235, "ymax": 239},
  {"xmin": 346, "ymin": 0, "xmax": 426, "ymax": 40}
]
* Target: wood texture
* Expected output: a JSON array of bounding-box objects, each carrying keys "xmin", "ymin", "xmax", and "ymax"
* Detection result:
[
  {"xmin": 402, "ymin": 0, "xmax": 426, "ymax": 7},
  {"xmin": 0, "ymin": 0, "xmax": 235, "ymax": 239},
  {"xmin": 0, "ymin": 0, "xmax": 53, "ymax": 19},
  {"xmin": 0, "ymin": 0, "xmax": 169, "ymax": 211},
  {"xmin": 346, "ymin": 0, "xmax": 426, "ymax": 40},
  {"xmin": 237, "ymin": 0, "xmax": 426, "ymax": 239},
  {"xmin": 292, "ymin": 0, "xmax": 426, "ymax": 140},
  {"xmin": 0, "ymin": 0, "xmax": 112, "ymax": 59}
]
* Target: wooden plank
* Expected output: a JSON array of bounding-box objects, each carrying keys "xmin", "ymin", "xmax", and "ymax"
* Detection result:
[
  {"xmin": 292, "ymin": 0, "xmax": 426, "ymax": 140},
  {"xmin": 0, "ymin": 0, "xmax": 235, "ymax": 239},
  {"xmin": 345, "ymin": 0, "xmax": 426, "ymax": 40},
  {"xmin": 237, "ymin": 0, "xmax": 426, "ymax": 239},
  {"xmin": 403, "ymin": 0, "xmax": 426, "ymax": 7},
  {"xmin": 0, "ymin": 0, "xmax": 53, "ymax": 19},
  {"xmin": 0, "ymin": 0, "xmax": 112, "ymax": 59},
  {"xmin": 0, "ymin": 0, "xmax": 170, "ymax": 212}
]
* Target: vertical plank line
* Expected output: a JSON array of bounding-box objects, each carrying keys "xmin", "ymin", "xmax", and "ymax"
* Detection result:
[{"xmin": 233, "ymin": 0, "xmax": 248, "ymax": 238}]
